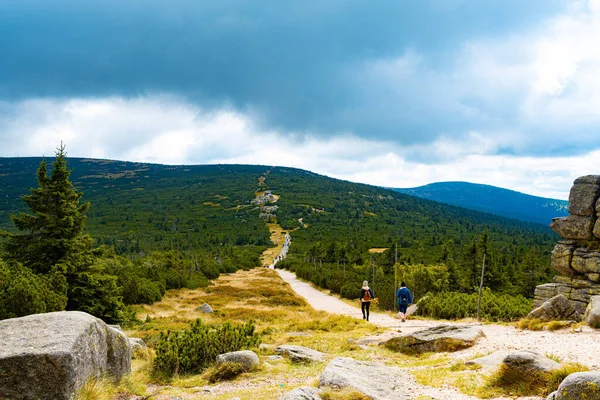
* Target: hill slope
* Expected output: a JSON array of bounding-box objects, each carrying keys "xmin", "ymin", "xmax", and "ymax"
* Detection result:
[
  {"xmin": 394, "ymin": 181, "xmax": 568, "ymax": 225},
  {"xmin": 0, "ymin": 158, "xmax": 558, "ymax": 298}
]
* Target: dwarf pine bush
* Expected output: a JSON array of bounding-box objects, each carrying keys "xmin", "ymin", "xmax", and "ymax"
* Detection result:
[
  {"xmin": 153, "ymin": 319, "xmax": 261, "ymax": 377},
  {"xmin": 417, "ymin": 288, "xmax": 531, "ymax": 321}
]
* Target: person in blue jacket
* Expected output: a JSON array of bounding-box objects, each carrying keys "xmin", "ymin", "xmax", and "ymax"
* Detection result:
[{"xmin": 396, "ymin": 281, "xmax": 412, "ymax": 322}]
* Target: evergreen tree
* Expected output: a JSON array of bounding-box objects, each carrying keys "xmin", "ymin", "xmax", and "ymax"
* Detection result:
[
  {"xmin": 1, "ymin": 144, "xmax": 126, "ymax": 322},
  {"xmin": 1, "ymin": 143, "xmax": 94, "ymax": 275}
]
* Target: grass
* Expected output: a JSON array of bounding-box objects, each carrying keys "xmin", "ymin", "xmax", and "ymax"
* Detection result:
[{"xmin": 516, "ymin": 318, "xmax": 575, "ymax": 331}]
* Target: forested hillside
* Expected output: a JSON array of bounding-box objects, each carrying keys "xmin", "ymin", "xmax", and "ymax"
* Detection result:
[
  {"xmin": 0, "ymin": 157, "xmax": 559, "ymax": 322},
  {"xmin": 395, "ymin": 181, "xmax": 568, "ymax": 225}
]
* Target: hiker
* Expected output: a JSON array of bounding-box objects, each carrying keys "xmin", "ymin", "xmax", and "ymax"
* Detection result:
[
  {"xmin": 359, "ymin": 280, "xmax": 375, "ymax": 321},
  {"xmin": 396, "ymin": 281, "xmax": 412, "ymax": 322}
]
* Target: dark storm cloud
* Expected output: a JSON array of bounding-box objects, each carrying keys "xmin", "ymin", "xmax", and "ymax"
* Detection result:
[{"xmin": 0, "ymin": 0, "xmax": 573, "ymax": 148}]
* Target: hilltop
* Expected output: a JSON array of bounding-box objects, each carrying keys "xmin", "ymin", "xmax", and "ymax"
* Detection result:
[{"xmin": 395, "ymin": 181, "xmax": 568, "ymax": 225}]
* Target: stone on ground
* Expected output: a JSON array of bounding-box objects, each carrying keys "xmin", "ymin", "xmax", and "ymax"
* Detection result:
[
  {"xmin": 197, "ymin": 303, "xmax": 214, "ymax": 313},
  {"xmin": 547, "ymin": 371, "xmax": 600, "ymax": 399},
  {"xmin": 466, "ymin": 350, "xmax": 509, "ymax": 369},
  {"xmin": 584, "ymin": 295, "xmax": 600, "ymax": 328},
  {"xmin": 216, "ymin": 350, "xmax": 260, "ymax": 371},
  {"xmin": 502, "ymin": 351, "xmax": 561, "ymax": 374},
  {"xmin": 527, "ymin": 294, "xmax": 579, "ymax": 321},
  {"xmin": 129, "ymin": 337, "xmax": 147, "ymax": 355},
  {"xmin": 0, "ymin": 311, "xmax": 131, "ymax": 400},
  {"xmin": 276, "ymin": 345, "xmax": 325, "ymax": 363},
  {"xmin": 318, "ymin": 357, "xmax": 409, "ymax": 400},
  {"xmin": 279, "ymin": 386, "xmax": 323, "ymax": 400},
  {"xmin": 381, "ymin": 324, "xmax": 485, "ymax": 354}
]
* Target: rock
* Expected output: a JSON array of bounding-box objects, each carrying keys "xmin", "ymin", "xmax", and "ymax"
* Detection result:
[
  {"xmin": 215, "ymin": 350, "xmax": 260, "ymax": 371},
  {"xmin": 593, "ymin": 219, "xmax": 600, "ymax": 240},
  {"xmin": 551, "ymin": 371, "xmax": 600, "ymax": 399},
  {"xmin": 502, "ymin": 351, "xmax": 561, "ymax": 374},
  {"xmin": 534, "ymin": 275, "xmax": 600, "ymax": 316},
  {"xmin": 568, "ymin": 180, "xmax": 600, "ymax": 216},
  {"xmin": 129, "ymin": 337, "xmax": 147, "ymax": 352},
  {"xmin": 0, "ymin": 311, "xmax": 131, "ymax": 400},
  {"xmin": 575, "ymin": 175, "xmax": 600, "ymax": 185},
  {"xmin": 527, "ymin": 294, "xmax": 579, "ymax": 321},
  {"xmin": 108, "ymin": 324, "xmax": 123, "ymax": 331},
  {"xmin": 276, "ymin": 345, "xmax": 326, "ymax": 363},
  {"xmin": 551, "ymin": 242, "xmax": 577, "ymax": 276},
  {"xmin": 279, "ymin": 386, "xmax": 323, "ymax": 400},
  {"xmin": 318, "ymin": 357, "xmax": 409, "ymax": 399},
  {"xmin": 571, "ymin": 248, "xmax": 600, "ymax": 274},
  {"xmin": 584, "ymin": 295, "xmax": 600, "ymax": 328},
  {"xmin": 550, "ymin": 215, "xmax": 595, "ymax": 240},
  {"xmin": 287, "ymin": 332, "xmax": 311, "ymax": 337},
  {"xmin": 197, "ymin": 303, "xmax": 214, "ymax": 313},
  {"xmin": 547, "ymin": 391, "xmax": 557, "ymax": 400},
  {"xmin": 267, "ymin": 355, "xmax": 285, "ymax": 362},
  {"xmin": 466, "ymin": 350, "xmax": 509, "ymax": 369},
  {"xmin": 381, "ymin": 325, "xmax": 485, "ymax": 354}
]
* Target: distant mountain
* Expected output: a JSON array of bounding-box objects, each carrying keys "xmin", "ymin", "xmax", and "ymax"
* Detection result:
[{"xmin": 394, "ymin": 181, "xmax": 568, "ymax": 225}]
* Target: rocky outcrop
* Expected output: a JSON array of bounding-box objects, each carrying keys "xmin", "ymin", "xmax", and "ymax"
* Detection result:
[
  {"xmin": 583, "ymin": 295, "xmax": 600, "ymax": 328},
  {"xmin": 279, "ymin": 386, "xmax": 323, "ymax": 400},
  {"xmin": 466, "ymin": 350, "xmax": 509, "ymax": 369},
  {"xmin": 502, "ymin": 351, "xmax": 561, "ymax": 374},
  {"xmin": 527, "ymin": 294, "xmax": 579, "ymax": 321},
  {"xmin": 381, "ymin": 325, "xmax": 485, "ymax": 354},
  {"xmin": 547, "ymin": 371, "xmax": 600, "ymax": 399},
  {"xmin": 0, "ymin": 311, "xmax": 131, "ymax": 400},
  {"xmin": 215, "ymin": 350, "xmax": 260, "ymax": 371},
  {"xmin": 534, "ymin": 276, "xmax": 600, "ymax": 316},
  {"xmin": 536, "ymin": 177, "xmax": 600, "ymax": 324},
  {"xmin": 276, "ymin": 345, "xmax": 325, "ymax": 363},
  {"xmin": 318, "ymin": 357, "xmax": 409, "ymax": 400}
]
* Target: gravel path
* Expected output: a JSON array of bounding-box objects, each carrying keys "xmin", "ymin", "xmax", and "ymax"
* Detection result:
[{"xmin": 276, "ymin": 268, "xmax": 600, "ymax": 399}]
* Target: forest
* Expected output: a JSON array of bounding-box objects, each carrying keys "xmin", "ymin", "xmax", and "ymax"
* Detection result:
[{"xmin": 0, "ymin": 154, "xmax": 559, "ymax": 323}]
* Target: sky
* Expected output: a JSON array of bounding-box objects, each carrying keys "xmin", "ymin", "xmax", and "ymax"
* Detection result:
[{"xmin": 1, "ymin": 0, "xmax": 600, "ymax": 199}]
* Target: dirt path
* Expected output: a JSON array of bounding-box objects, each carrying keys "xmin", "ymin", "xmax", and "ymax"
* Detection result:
[{"xmin": 276, "ymin": 268, "xmax": 600, "ymax": 371}]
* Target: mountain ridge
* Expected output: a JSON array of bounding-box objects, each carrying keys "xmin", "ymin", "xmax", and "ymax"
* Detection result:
[{"xmin": 394, "ymin": 181, "xmax": 568, "ymax": 225}]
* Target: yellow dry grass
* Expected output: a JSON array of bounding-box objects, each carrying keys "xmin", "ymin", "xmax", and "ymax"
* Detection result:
[
  {"xmin": 368, "ymin": 248, "xmax": 388, "ymax": 253},
  {"xmin": 261, "ymin": 223, "xmax": 290, "ymax": 265}
]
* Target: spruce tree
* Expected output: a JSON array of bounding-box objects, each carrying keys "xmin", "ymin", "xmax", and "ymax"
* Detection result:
[{"xmin": 1, "ymin": 143, "xmax": 94, "ymax": 274}]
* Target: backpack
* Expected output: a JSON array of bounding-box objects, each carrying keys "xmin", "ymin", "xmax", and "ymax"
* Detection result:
[{"xmin": 363, "ymin": 289, "xmax": 372, "ymax": 301}]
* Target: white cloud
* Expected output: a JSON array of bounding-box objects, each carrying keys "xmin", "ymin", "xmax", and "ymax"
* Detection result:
[{"xmin": 0, "ymin": 95, "xmax": 591, "ymax": 199}]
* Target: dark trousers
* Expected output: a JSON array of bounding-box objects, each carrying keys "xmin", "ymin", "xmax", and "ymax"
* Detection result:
[{"xmin": 361, "ymin": 301, "xmax": 370, "ymax": 320}]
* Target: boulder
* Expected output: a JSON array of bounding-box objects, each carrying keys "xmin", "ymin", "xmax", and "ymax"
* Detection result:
[
  {"xmin": 551, "ymin": 242, "xmax": 577, "ymax": 276},
  {"xmin": 534, "ymin": 276, "xmax": 600, "ymax": 315},
  {"xmin": 527, "ymin": 294, "xmax": 579, "ymax": 321},
  {"xmin": 276, "ymin": 345, "xmax": 325, "ymax": 363},
  {"xmin": 279, "ymin": 386, "xmax": 323, "ymax": 400},
  {"xmin": 550, "ymin": 371, "xmax": 600, "ymax": 399},
  {"xmin": 593, "ymin": 219, "xmax": 600, "ymax": 240},
  {"xmin": 568, "ymin": 180, "xmax": 600, "ymax": 216},
  {"xmin": 571, "ymin": 248, "xmax": 600, "ymax": 274},
  {"xmin": 319, "ymin": 357, "xmax": 409, "ymax": 400},
  {"xmin": 502, "ymin": 351, "xmax": 561, "ymax": 374},
  {"xmin": 197, "ymin": 303, "xmax": 214, "ymax": 313},
  {"xmin": 0, "ymin": 311, "xmax": 131, "ymax": 400},
  {"xmin": 466, "ymin": 350, "xmax": 509, "ymax": 369},
  {"xmin": 381, "ymin": 325, "xmax": 485, "ymax": 354},
  {"xmin": 215, "ymin": 350, "xmax": 259, "ymax": 371},
  {"xmin": 550, "ymin": 215, "xmax": 595, "ymax": 240},
  {"xmin": 129, "ymin": 337, "xmax": 147, "ymax": 353},
  {"xmin": 575, "ymin": 175, "xmax": 600, "ymax": 185},
  {"xmin": 584, "ymin": 295, "xmax": 600, "ymax": 328}
]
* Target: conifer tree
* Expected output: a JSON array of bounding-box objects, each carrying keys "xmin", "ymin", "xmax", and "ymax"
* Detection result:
[{"xmin": 1, "ymin": 143, "xmax": 94, "ymax": 275}]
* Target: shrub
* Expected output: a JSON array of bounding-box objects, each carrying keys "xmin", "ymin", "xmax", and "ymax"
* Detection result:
[
  {"xmin": 206, "ymin": 362, "xmax": 245, "ymax": 383},
  {"xmin": 340, "ymin": 284, "xmax": 357, "ymax": 300},
  {"xmin": 417, "ymin": 289, "xmax": 532, "ymax": 321},
  {"xmin": 152, "ymin": 319, "xmax": 261, "ymax": 377}
]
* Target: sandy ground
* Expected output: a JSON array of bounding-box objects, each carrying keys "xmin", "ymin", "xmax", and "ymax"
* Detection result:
[{"xmin": 276, "ymin": 268, "xmax": 600, "ymax": 399}]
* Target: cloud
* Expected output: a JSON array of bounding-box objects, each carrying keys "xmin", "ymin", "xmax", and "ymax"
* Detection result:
[{"xmin": 0, "ymin": 96, "xmax": 590, "ymax": 199}]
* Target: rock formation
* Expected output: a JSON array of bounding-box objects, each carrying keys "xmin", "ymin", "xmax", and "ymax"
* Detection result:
[
  {"xmin": 535, "ymin": 175, "xmax": 600, "ymax": 316},
  {"xmin": 0, "ymin": 311, "xmax": 131, "ymax": 400}
]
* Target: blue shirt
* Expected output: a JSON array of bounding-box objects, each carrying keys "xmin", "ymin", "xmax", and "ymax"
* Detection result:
[{"xmin": 396, "ymin": 287, "xmax": 412, "ymax": 304}]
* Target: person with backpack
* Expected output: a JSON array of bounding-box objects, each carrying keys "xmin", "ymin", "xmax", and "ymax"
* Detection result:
[
  {"xmin": 359, "ymin": 280, "xmax": 375, "ymax": 321},
  {"xmin": 396, "ymin": 281, "xmax": 412, "ymax": 322}
]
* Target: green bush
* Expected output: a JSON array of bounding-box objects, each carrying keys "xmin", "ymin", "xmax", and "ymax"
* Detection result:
[
  {"xmin": 153, "ymin": 319, "xmax": 261, "ymax": 377},
  {"xmin": 0, "ymin": 262, "xmax": 67, "ymax": 320},
  {"xmin": 417, "ymin": 288, "xmax": 532, "ymax": 321},
  {"xmin": 340, "ymin": 283, "xmax": 358, "ymax": 300}
]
